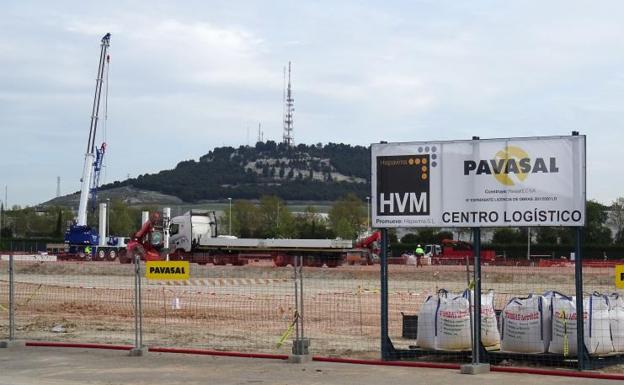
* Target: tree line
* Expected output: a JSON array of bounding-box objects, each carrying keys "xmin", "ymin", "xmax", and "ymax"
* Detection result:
[
  {"xmin": 0, "ymin": 200, "xmax": 147, "ymax": 241},
  {"xmin": 223, "ymin": 194, "xmax": 367, "ymax": 240},
  {"xmin": 0, "ymin": 194, "xmax": 369, "ymax": 244}
]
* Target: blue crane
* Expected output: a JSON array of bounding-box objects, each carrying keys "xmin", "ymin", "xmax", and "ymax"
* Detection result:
[{"xmin": 64, "ymin": 33, "xmax": 112, "ymax": 256}]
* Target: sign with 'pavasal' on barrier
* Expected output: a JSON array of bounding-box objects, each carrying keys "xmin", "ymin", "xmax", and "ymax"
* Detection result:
[
  {"xmin": 146, "ymin": 261, "xmax": 190, "ymax": 280},
  {"xmin": 371, "ymin": 135, "xmax": 586, "ymax": 228},
  {"xmin": 616, "ymin": 265, "xmax": 624, "ymax": 289}
]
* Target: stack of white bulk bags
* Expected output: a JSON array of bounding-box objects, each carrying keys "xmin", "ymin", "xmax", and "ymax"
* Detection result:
[
  {"xmin": 436, "ymin": 291, "xmax": 472, "ymax": 350},
  {"xmin": 500, "ymin": 295, "xmax": 550, "ymax": 353},
  {"xmin": 609, "ymin": 294, "xmax": 624, "ymax": 352}
]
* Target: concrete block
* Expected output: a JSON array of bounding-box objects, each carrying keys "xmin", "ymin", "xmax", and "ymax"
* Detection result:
[
  {"xmin": 287, "ymin": 354, "xmax": 312, "ymax": 364},
  {"xmin": 292, "ymin": 338, "xmax": 310, "ymax": 355},
  {"xmin": 128, "ymin": 346, "xmax": 149, "ymax": 357},
  {"xmin": 460, "ymin": 363, "xmax": 491, "ymax": 375},
  {"xmin": 0, "ymin": 340, "xmax": 23, "ymax": 349}
]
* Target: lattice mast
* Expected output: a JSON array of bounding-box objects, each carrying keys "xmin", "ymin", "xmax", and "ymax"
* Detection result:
[{"xmin": 282, "ymin": 62, "xmax": 294, "ymax": 147}]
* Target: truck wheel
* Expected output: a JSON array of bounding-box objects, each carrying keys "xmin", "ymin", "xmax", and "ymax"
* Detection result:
[
  {"xmin": 107, "ymin": 249, "xmax": 117, "ymax": 261},
  {"xmin": 118, "ymin": 249, "xmax": 131, "ymax": 264},
  {"xmin": 326, "ymin": 260, "xmax": 339, "ymax": 268},
  {"xmin": 274, "ymin": 255, "xmax": 291, "ymax": 267},
  {"xmin": 97, "ymin": 249, "xmax": 107, "ymax": 261}
]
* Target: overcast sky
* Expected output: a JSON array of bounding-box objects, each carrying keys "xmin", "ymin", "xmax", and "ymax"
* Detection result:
[{"xmin": 1, "ymin": 1, "xmax": 623, "ymax": 207}]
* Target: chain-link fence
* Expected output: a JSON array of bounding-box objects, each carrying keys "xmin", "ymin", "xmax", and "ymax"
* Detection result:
[
  {"xmin": 142, "ymin": 262, "xmax": 295, "ymax": 354},
  {"xmin": 386, "ymin": 259, "xmax": 475, "ymax": 363},
  {"xmin": 303, "ymin": 265, "xmax": 380, "ymax": 358},
  {"xmin": 2, "ymin": 253, "xmax": 623, "ymax": 372},
  {"xmin": 384, "ymin": 229, "xmax": 624, "ymax": 371},
  {"xmin": 0, "ymin": 256, "xmax": 10, "ymax": 342},
  {"xmin": 9, "ymin": 260, "xmax": 135, "ymax": 345}
]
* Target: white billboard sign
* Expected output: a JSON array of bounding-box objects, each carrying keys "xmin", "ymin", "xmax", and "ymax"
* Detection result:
[{"xmin": 371, "ymin": 135, "xmax": 586, "ymax": 228}]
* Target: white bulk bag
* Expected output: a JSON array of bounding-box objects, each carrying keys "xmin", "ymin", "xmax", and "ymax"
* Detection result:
[
  {"xmin": 464, "ymin": 290, "xmax": 501, "ymax": 348},
  {"xmin": 501, "ymin": 295, "xmax": 550, "ymax": 353},
  {"xmin": 480, "ymin": 291, "xmax": 501, "ymax": 347},
  {"xmin": 585, "ymin": 293, "xmax": 613, "ymax": 354},
  {"xmin": 609, "ymin": 294, "xmax": 624, "ymax": 352},
  {"xmin": 416, "ymin": 294, "xmax": 441, "ymax": 349},
  {"xmin": 436, "ymin": 292, "xmax": 471, "ymax": 350},
  {"xmin": 548, "ymin": 295, "xmax": 578, "ymax": 355},
  {"xmin": 549, "ymin": 294, "xmax": 614, "ymax": 355}
]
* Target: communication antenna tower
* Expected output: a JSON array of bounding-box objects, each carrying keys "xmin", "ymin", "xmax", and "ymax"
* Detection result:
[
  {"xmin": 282, "ymin": 62, "xmax": 294, "ymax": 147},
  {"xmin": 257, "ymin": 122, "xmax": 264, "ymax": 142},
  {"xmin": 56, "ymin": 176, "xmax": 61, "ymax": 197}
]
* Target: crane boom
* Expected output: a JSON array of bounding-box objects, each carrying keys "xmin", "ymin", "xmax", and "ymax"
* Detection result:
[{"xmin": 77, "ymin": 33, "xmax": 111, "ymax": 226}]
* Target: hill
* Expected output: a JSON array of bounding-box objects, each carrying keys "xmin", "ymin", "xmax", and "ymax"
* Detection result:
[
  {"xmin": 101, "ymin": 141, "xmax": 370, "ymax": 202},
  {"xmin": 43, "ymin": 186, "xmax": 184, "ymax": 208}
]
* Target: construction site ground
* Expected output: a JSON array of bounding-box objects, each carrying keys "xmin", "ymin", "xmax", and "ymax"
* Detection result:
[{"xmin": 0, "ymin": 345, "xmax": 620, "ymax": 385}]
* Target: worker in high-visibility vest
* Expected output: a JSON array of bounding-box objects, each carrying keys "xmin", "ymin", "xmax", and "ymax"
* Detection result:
[
  {"xmin": 84, "ymin": 245, "xmax": 92, "ymax": 258},
  {"xmin": 415, "ymin": 244, "xmax": 424, "ymax": 268}
]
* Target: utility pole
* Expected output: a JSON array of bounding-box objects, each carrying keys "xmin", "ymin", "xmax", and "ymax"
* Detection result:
[
  {"xmin": 366, "ymin": 196, "xmax": 370, "ymax": 231},
  {"xmin": 56, "ymin": 176, "xmax": 61, "ymax": 197},
  {"xmin": 0, "ymin": 199, "xmax": 3, "ymax": 246},
  {"xmin": 228, "ymin": 198, "xmax": 232, "ymax": 235},
  {"xmin": 527, "ymin": 227, "xmax": 531, "ymax": 261},
  {"xmin": 282, "ymin": 62, "xmax": 294, "ymax": 147}
]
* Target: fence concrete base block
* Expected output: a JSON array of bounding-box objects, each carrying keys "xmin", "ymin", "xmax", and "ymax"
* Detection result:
[
  {"xmin": 128, "ymin": 347, "xmax": 149, "ymax": 357},
  {"xmin": 460, "ymin": 363, "xmax": 490, "ymax": 374},
  {"xmin": 288, "ymin": 354, "xmax": 312, "ymax": 364},
  {"xmin": 0, "ymin": 340, "xmax": 23, "ymax": 349}
]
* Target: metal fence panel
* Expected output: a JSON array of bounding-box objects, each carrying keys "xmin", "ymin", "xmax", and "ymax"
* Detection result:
[
  {"xmin": 386, "ymin": 261, "xmax": 473, "ymax": 363},
  {"xmin": 12, "ymin": 260, "xmax": 135, "ymax": 345},
  {"xmin": 303, "ymin": 265, "xmax": 380, "ymax": 358},
  {"xmin": 142, "ymin": 261, "xmax": 295, "ymax": 354},
  {"xmin": 582, "ymin": 262, "xmax": 624, "ymax": 368},
  {"xmin": 0, "ymin": 256, "xmax": 8, "ymax": 340}
]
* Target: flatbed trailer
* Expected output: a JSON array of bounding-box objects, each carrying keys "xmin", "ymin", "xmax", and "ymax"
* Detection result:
[
  {"xmin": 171, "ymin": 236, "xmax": 353, "ymax": 267},
  {"xmin": 125, "ymin": 210, "xmax": 356, "ymax": 267}
]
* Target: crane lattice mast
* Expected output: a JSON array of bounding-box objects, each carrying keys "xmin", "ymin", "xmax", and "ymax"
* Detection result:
[{"xmin": 77, "ymin": 33, "xmax": 110, "ymax": 226}]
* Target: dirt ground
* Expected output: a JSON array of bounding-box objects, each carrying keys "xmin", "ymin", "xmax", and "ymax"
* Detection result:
[{"xmin": 0, "ymin": 260, "xmax": 622, "ymax": 370}]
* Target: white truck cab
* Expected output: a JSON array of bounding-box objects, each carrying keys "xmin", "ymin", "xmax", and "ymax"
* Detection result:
[{"xmin": 169, "ymin": 210, "xmax": 217, "ymax": 252}]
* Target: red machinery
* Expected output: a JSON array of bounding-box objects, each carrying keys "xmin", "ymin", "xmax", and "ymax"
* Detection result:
[
  {"xmin": 429, "ymin": 239, "xmax": 496, "ymax": 265},
  {"xmin": 346, "ymin": 231, "xmax": 381, "ymax": 265},
  {"xmin": 119, "ymin": 212, "xmax": 164, "ymax": 263}
]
